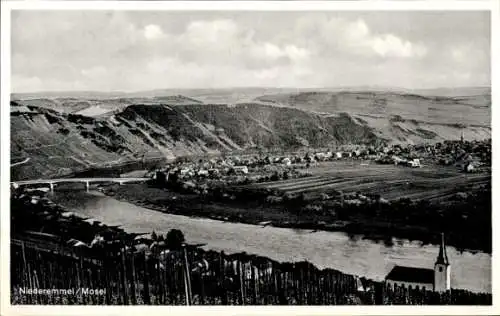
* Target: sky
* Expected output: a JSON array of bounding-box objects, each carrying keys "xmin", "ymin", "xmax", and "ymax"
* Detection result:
[{"xmin": 11, "ymin": 10, "xmax": 491, "ymax": 92}]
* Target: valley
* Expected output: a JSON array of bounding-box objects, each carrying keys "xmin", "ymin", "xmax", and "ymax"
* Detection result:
[
  {"xmin": 10, "ymin": 88, "xmax": 492, "ymax": 253},
  {"xmin": 10, "ymin": 88, "xmax": 491, "ymax": 181}
]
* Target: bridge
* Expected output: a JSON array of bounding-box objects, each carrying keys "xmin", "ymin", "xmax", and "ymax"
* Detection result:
[{"xmin": 11, "ymin": 177, "xmax": 150, "ymax": 192}]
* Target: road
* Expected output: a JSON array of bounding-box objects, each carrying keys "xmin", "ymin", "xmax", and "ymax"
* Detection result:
[{"xmin": 10, "ymin": 157, "xmax": 31, "ymax": 167}]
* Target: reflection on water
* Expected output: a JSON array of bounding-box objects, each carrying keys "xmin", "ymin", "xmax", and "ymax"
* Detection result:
[{"xmin": 50, "ymin": 190, "xmax": 491, "ymax": 293}]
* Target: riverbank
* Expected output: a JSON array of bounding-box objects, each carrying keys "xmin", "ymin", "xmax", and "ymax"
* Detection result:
[
  {"xmin": 47, "ymin": 189, "xmax": 491, "ymax": 293},
  {"xmin": 101, "ymin": 183, "xmax": 491, "ymax": 254}
]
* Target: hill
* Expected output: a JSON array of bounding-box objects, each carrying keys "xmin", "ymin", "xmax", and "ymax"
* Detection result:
[
  {"xmin": 11, "ymin": 95, "xmax": 203, "ymax": 117},
  {"xmin": 10, "ymin": 88, "xmax": 491, "ymax": 180},
  {"xmin": 255, "ymin": 91, "xmax": 490, "ymax": 143},
  {"xmin": 11, "ymin": 101, "xmax": 381, "ymax": 180}
]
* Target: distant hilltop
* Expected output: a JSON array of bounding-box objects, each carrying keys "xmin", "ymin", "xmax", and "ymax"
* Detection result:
[{"xmin": 11, "ymin": 86, "xmax": 490, "ymax": 101}]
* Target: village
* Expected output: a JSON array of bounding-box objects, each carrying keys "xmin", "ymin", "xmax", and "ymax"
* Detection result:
[{"xmin": 148, "ymin": 138, "xmax": 491, "ymax": 189}]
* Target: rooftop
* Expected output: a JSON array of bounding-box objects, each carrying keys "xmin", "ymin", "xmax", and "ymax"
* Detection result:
[{"xmin": 385, "ymin": 266, "xmax": 434, "ymax": 284}]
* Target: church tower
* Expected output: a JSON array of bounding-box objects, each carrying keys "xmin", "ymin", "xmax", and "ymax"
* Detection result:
[{"xmin": 434, "ymin": 233, "xmax": 451, "ymax": 292}]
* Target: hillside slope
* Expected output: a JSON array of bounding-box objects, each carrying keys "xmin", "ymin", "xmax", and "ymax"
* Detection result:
[
  {"xmin": 11, "ymin": 88, "xmax": 491, "ymax": 180},
  {"xmin": 255, "ymin": 91, "xmax": 491, "ymax": 143},
  {"xmin": 11, "ymin": 101, "xmax": 381, "ymax": 180},
  {"xmin": 11, "ymin": 95, "xmax": 202, "ymax": 117}
]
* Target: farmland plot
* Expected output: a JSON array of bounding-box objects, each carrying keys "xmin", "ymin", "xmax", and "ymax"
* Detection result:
[{"xmin": 250, "ymin": 162, "xmax": 490, "ymax": 201}]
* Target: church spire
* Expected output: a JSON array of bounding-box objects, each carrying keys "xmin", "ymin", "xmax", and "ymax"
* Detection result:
[{"xmin": 436, "ymin": 232, "xmax": 449, "ymax": 265}]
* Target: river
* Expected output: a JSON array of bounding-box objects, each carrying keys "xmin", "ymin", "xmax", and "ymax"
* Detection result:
[{"xmin": 50, "ymin": 190, "xmax": 491, "ymax": 293}]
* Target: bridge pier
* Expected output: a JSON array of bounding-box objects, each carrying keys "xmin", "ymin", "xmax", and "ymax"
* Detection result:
[
  {"xmin": 85, "ymin": 181, "xmax": 90, "ymax": 192},
  {"xmin": 49, "ymin": 182, "xmax": 54, "ymax": 193}
]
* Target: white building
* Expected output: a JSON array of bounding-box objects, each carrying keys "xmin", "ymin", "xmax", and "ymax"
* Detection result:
[
  {"xmin": 232, "ymin": 166, "xmax": 249, "ymax": 174},
  {"xmin": 409, "ymin": 158, "xmax": 421, "ymax": 168},
  {"xmin": 466, "ymin": 163, "xmax": 475, "ymax": 172},
  {"xmin": 197, "ymin": 169, "xmax": 209, "ymax": 177},
  {"xmin": 282, "ymin": 157, "xmax": 292, "ymax": 166},
  {"xmin": 385, "ymin": 233, "xmax": 451, "ymax": 292},
  {"xmin": 315, "ymin": 153, "xmax": 327, "ymax": 161}
]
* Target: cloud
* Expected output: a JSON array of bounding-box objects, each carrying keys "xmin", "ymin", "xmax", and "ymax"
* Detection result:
[
  {"xmin": 451, "ymin": 47, "xmax": 467, "ymax": 63},
  {"xmin": 298, "ymin": 17, "xmax": 427, "ymax": 59},
  {"xmin": 81, "ymin": 66, "xmax": 107, "ymax": 78},
  {"xmin": 184, "ymin": 19, "xmax": 239, "ymax": 44},
  {"xmin": 10, "ymin": 11, "xmax": 490, "ymax": 92},
  {"xmin": 158, "ymin": 18, "xmax": 312, "ymax": 72},
  {"xmin": 370, "ymin": 34, "xmax": 427, "ymax": 58},
  {"xmin": 450, "ymin": 44, "xmax": 488, "ymax": 66},
  {"xmin": 249, "ymin": 43, "xmax": 311, "ymax": 62},
  {"xmin": 341, "ymin": 19, "xmax": 428, "ymax": 58},
  {"xmin": 143, "ymin": 24, "xmax": 164, "ymax": 40}
]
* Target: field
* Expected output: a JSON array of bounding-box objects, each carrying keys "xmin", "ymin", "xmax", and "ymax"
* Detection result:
[
  {"xmin": 250, "ymin": 161, "xmax": 490, "ymax": 202},
  {"xmin": 98, "ymin": 158, "xmax": 491, "ymax": 252}
]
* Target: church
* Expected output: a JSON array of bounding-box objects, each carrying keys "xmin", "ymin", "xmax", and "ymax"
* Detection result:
[{"xmin": 385, "ymin": 233, "xmax": 451, "ymax": 292}]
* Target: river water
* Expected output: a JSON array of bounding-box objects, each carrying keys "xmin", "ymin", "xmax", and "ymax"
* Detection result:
[{"xmin": 50, "ymin": 190, "xmax": 491, "ymax": 293}]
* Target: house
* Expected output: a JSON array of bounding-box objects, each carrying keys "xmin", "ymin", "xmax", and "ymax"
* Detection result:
[
  {"xmin": 233, "ymin": 157, "xmax": 242, "ymax": 165},
  {"xmin": 179, "ymin": 168, "xmax": 190, "ymax": 175},
  {"xmin": 385, "ymin": 266, "xmax": 434, "ymax": 292},
  {"xmin": 282, "ymin": 157, "xmax": 292, "ymax": 166},
  {"xmin": 315, "ymin": 153, "xmax": 327, "ymax": 161},
  {"xmin": 293, "ymin": 156, "xmax": 304, "ymax": 163},
  {"xmin": 379, "ymin": 197, "xmax": 390, "ymax": 204},
  {"xmin": 232, "ymin": 166, "xmax": 249, "ymax": 174},
  {"xmin": 409, "ymin": 158, "xmax": 421, "ymax": 168},
  {"xmin": 465, "ymin": 163, "xmax": 475, "ymax": 173},
  {"xmin": 385, "ymin": 233, "xmax": 451, "ymax": 292},
  {"xmin": 215, "ymin": 127, "xmax": 225, "ymax": 134},
  {"xmin": 344, "ymin": 199, "xmax": 363, "ymax": 206},
  {"xmin": 392, "ymin": 156, "xmax": 406, "ymax": 165},
  {"xmin": 182, "ymin": 181, "xmax": 196, "ymax": 190},
  {"xmin": 197, "ymin": 169, "xmax": 209, "ymax": 177},
  {"xmin": 208, "ymin": 168, "xmax": 220, "ymax": 176},
  {"xmin": 335, "ymin": 152, "xmax": 343, "ymax": 159}
]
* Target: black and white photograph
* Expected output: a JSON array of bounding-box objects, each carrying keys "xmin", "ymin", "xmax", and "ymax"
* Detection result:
[{"xmin": 1, "ymin": 0, "xmax": 498, "ymax": 313}]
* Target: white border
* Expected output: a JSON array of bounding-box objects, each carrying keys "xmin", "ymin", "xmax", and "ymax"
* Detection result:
[
  {"xmin": 0, "ymin": 0, "xmax": 495, "ymax": 11},
  {"xmin": 1, "ymin": 1, "xmax": 498, "ymax": 315}
]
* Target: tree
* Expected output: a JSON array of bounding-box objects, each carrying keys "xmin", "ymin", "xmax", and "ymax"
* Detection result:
[
  {"xmin": 165, "ymin": 229, "xmax": 185, "ymax": 250},
  {"xmin": 270, "ymin": 171, "xmax": 280, "ymax": 181},
  {"xmin": 167, "ymin": 171, "xmax": 180, "ymax": 189},
  {"xmin": 154, "ymin": 171, "xmax": 167, "ymax": 186}
]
